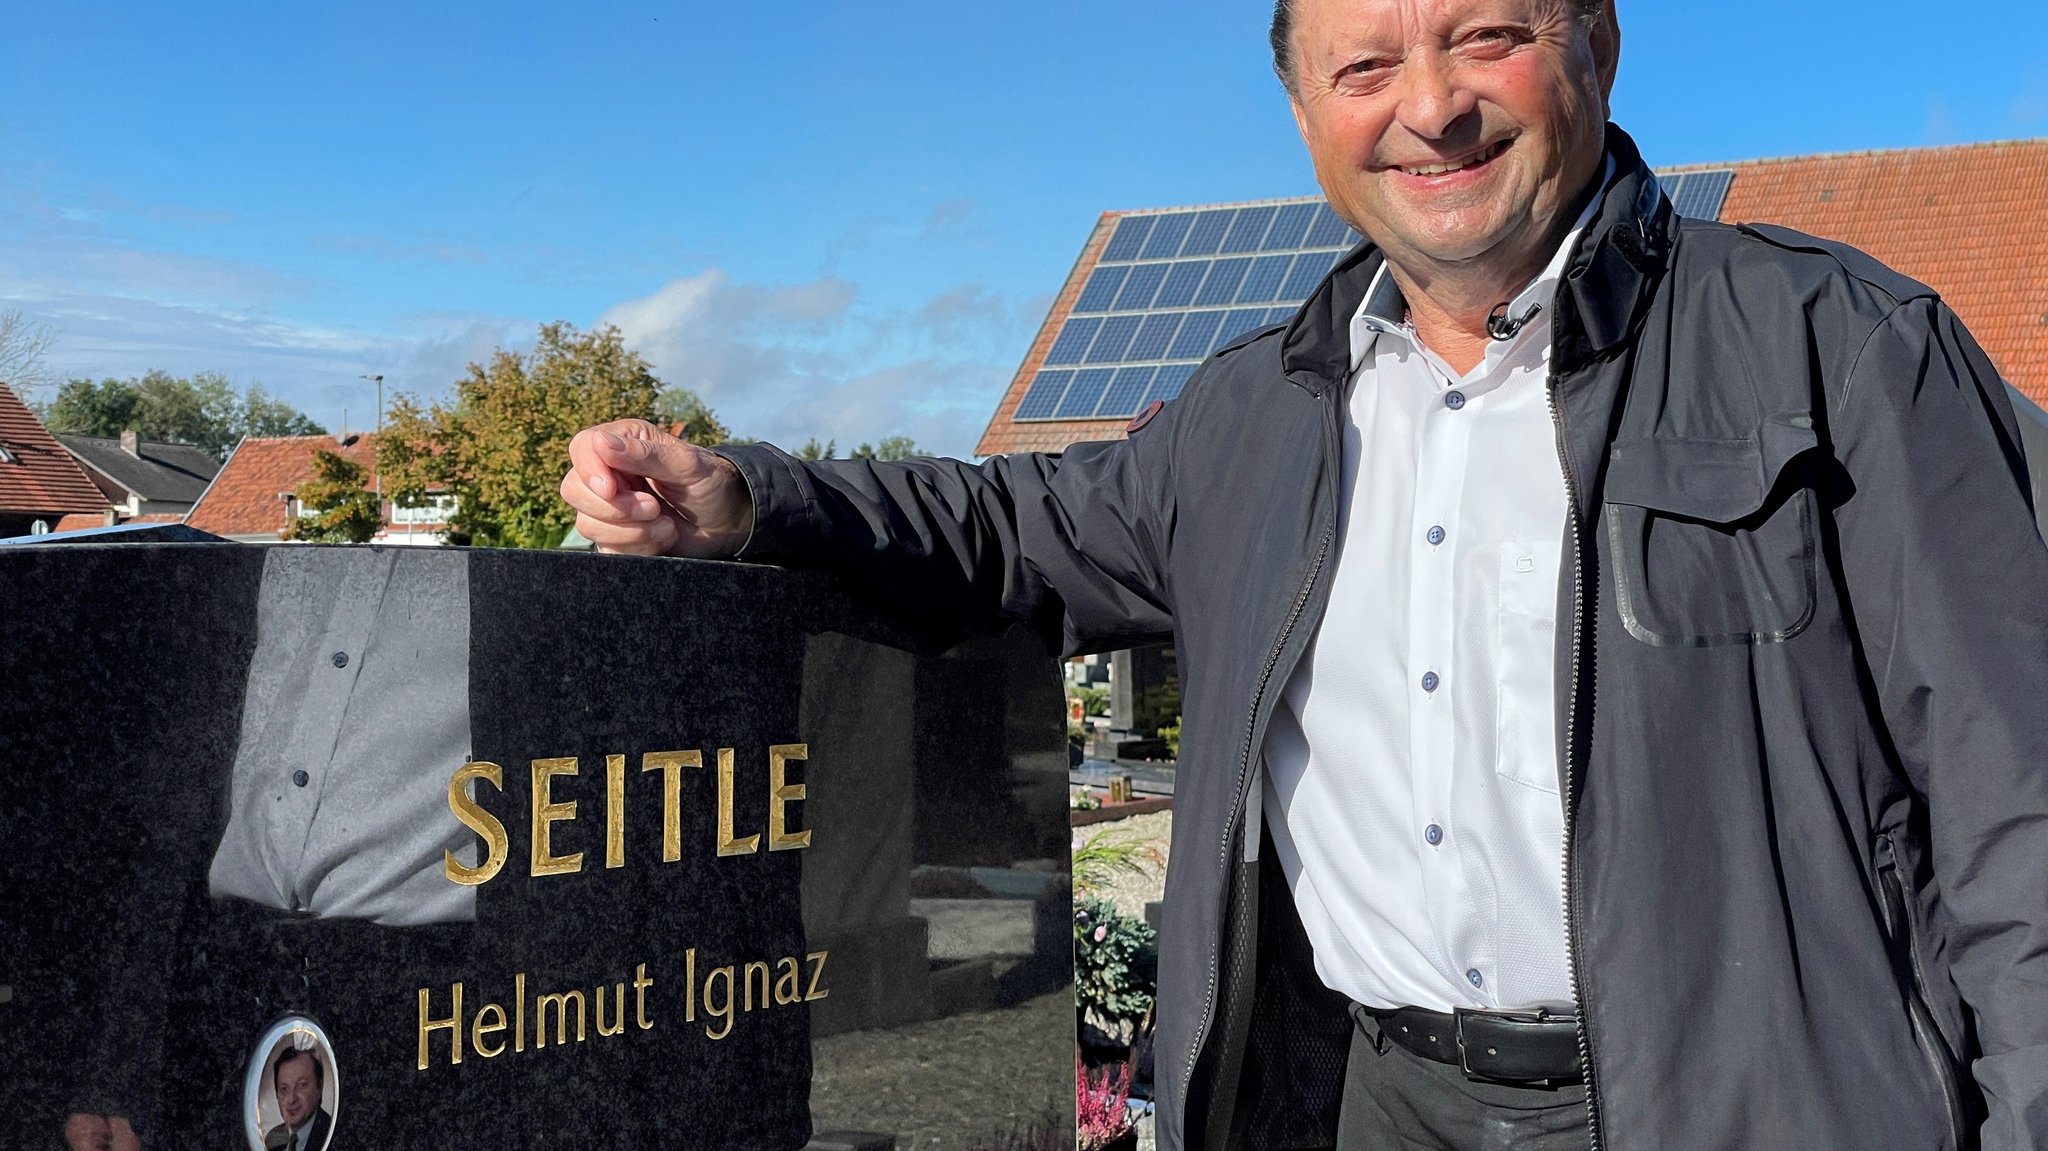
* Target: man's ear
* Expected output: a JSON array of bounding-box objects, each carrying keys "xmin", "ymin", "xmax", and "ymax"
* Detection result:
[{"xmin": 1591, "ymin": 2, "xmax": 1622, "ymax": 111}]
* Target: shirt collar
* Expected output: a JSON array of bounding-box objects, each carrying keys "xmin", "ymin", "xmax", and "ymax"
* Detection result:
[{"xmin": 1350, "ymin": 155, "xmax": 1616, "ymax": 374}]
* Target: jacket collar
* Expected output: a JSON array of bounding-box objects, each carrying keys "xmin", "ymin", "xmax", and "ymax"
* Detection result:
[{"xmin": 1282, "ymin": 124, "xmax": 1673, "ymax": 395}]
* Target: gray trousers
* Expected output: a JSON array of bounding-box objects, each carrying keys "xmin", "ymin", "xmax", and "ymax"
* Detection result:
[{"xmin": 1335, "ymin": 1006, "xmax": 1592, "ymax": 1151}]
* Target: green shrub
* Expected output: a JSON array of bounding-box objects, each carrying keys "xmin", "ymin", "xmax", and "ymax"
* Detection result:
[
  {"xmin": 1070, "ymin": 683, "xmax": 1111, "ymax": 718},
  {"xmin": 1074, "ymin": 895, "xmax": 1157, "ymax": 1035}
]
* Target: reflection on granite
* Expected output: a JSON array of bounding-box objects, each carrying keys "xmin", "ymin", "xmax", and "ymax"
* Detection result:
[{"xmin": 0, "ymin": 543, "xmax": 1074, "ymax": 1149}]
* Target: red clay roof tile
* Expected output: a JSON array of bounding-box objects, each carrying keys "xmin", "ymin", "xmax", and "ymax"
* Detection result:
[
  {"xmin": 1711, "ymin": 140, "xmax": 2048, "ymax": 411},
  {"xmin": 186, "ymin": 434, "xmax": 379, "ymax": 539},
  {"xmin": 0, "ymin": 385, "xmax": 109, "ymax": 517}
]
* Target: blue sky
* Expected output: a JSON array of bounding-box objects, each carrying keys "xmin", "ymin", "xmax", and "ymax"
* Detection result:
[{"xmin": 6, "ymin": 1, "xmax": 2046, "ymax": 457}]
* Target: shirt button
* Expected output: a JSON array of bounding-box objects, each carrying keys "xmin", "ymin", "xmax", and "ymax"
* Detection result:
[
  {"xmin": 1421, "ymin": 672, "xmax": 1440, "ymax": 693},
  {"xmin": 1445, "ymin": 391, "xmax": 1467, "ymax": 410},
  {"xmin": 331, "ymin": 651, "xmax": 350, "ymax": 669},
  {"xmin": 1467, "ymin": 969, "xmax": 1484, "ymax": 989},
  {"xmin": 292, "ymin": 770, "xmax": 310, "ymax": 788},
  {"xmin": 1425, "ymin": 824, "xmax": 1444, "ymax": 846},
  {"xmin": 1426, "ymin": 525, "xmax": 1446, "ymax": 546}
]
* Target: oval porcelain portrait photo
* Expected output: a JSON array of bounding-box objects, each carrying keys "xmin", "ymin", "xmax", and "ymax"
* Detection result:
[{"xmin": 242, "ymin": 1017, "xmax": 338, "ymax": 1151}]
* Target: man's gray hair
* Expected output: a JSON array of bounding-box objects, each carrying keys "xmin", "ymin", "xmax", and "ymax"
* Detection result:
[{"xmin": 1270, "ymin": 0, "xmax": 1607, "ymax": 92}]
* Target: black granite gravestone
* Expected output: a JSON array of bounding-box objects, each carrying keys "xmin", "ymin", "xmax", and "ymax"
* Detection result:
[{"xmin": 0, "ymin": 542, "xmax": 1075, "ymax": 1150}]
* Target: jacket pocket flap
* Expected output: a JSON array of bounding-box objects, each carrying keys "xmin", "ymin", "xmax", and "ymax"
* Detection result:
[{"xmin": 1604, "ymin": 419, "xmax": 1818, "ymax": 524}]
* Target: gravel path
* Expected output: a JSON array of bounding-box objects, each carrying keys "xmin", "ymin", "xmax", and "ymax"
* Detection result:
[
  {"xmin": 808, "ymin": 809, "xmax": 1174, "ymax": 1151},
  {"xmin": 810, "ymin": 989, "xmax": 1075, "ymax": 1150}
]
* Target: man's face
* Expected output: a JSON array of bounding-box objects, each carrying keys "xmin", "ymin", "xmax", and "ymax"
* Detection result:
[
  {"xmin": 1288, "ymin": 0, "xmax": 1618, "ymax": 279},
  {"xmin": 274, "ymin": 1054, "xmax": 318, "ymax": 1130}
]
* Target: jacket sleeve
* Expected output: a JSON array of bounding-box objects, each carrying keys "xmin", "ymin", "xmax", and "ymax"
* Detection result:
[
  {"xmin": 1831, "ymin": 296, "xmax": 2048, "ymax": 1148},
  {"xmin": 712, "ymin": 414, "xmax": 1179, "ymax": 657}
]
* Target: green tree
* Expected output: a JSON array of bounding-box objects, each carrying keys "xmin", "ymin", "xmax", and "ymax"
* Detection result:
[
  {"xmin": 652, "ymin": 386, "xmax": 731, "ymax": 447},
  {"xmin": 283, "ymin": 449, "xmax": 382, "ymax": 544},
  {"xmin": 849, "ymin": 435, "xmax": 925, "ymax": 461},
  {"xmin": 795, "ymin": 437, "xmax": 837, "ymax": 461},
  {"xmin": 45, "ymin": 378, "xmax": 139, "ymax": 436},
  {"xmin": 42, "ymin": 371, "xmax": 323, "ymax": 457},
  {"xmin": 379, "ymin": 321, "xmax": 676, "ymax": 549},
  {"xmin": 240, "ymin": 385, "xmax": 327, "ymax": 440}
]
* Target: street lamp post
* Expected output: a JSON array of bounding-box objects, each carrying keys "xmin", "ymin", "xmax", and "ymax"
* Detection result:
[{"xmin": 359, "ymin": 374, "xmax": 385, "ymax": 529}]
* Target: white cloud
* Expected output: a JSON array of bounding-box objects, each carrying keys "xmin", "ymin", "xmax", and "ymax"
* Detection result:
[
  {"xmin": 1, "ymin": 288, "xmax": 532, "ymax": 434},
  {"xmin": 599, "ymin": 270, "xmax": 1032, "ymax": 458}
]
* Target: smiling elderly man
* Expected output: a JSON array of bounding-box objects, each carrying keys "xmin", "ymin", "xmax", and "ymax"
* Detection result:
[{"xmin": 560, "ymin": 1, "xmax": 2048, "ymax": 1148}]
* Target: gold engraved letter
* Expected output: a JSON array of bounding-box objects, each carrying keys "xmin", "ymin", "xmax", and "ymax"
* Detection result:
[
  {"xmin": 535, "ymin": 988, "xmax": 587, "ymax": 1048},
  {"xmin": 530, "ymin": 757, "xmax": 584, "ymax": 877},
  {"xmin": 704, "ymin": 965, "xmax": 735, "ymax": 1040},
  {"xmin": 418, "ymin": 982, "xmax": 464, "ymax": 1070},
  {"xmin": 642, "ymin": 751, "xmax": 701, "ymax": 863},
  {"xmin": 472, "ymin": 1001, "xmax": 508, "ymax": 1059},
  {"xmin": 596, "ymin": 982, "xmax": 627, "ymax": 1037},
  {"xmin": 743, "ymin": 960, "xmax": 771, "ymax": 1011},
  {"xmin": 635, "ymin": 962, "xmax": 656, "ymax": 1030},
  {"xmin": 683, "ymin": 948, "xmax": 698, "ymax": 1023},
  {"xmin": 768, "ymin": 743, "xmax": 812, "ymax": 852},
  {"xmin": 805, "ymin": 951, "xmax": 830, "ymax": 1002},
  {"xmin": 515, "ymin": 972, "xmax": 527, "ymax": 1053},
  {"xmin": 605, "ymin": 753, "xmax": 627, "ymax": 869},
  {"xmin": 716, "ymin": 748, "xmax": 760, "ymax": 857},
  {"xmin": 446, "ymin": 762, "xmax": 509, "ymax": 886},
  {"xmin": 774, "ymin": 958, "xmax": 802, "ymax": 1006}
]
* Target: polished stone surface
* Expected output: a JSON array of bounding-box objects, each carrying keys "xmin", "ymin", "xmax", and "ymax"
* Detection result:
[{"xmin": 0, "ymin": 543, "xmax": 1074, "ymax": 1149}]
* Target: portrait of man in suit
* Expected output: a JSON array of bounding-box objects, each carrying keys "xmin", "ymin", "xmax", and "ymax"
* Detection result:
[{"xmin": 261, "ymin": 1045, "xmax": 332, "ymax": 1151}]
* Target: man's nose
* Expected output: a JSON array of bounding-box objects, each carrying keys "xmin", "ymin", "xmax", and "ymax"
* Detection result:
[{"xmin": 1394, "ymin": 50, "xmax": 1478, "ymax": 139}]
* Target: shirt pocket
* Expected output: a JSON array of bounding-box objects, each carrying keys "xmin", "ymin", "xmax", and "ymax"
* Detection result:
[
  {"xmin": 1496, "ymin": 540, "xmax": 1561, "ymax": 794},
  {"xmin": 1602, "ymin": 427, "xmax": 1820, "ymax": 648}
]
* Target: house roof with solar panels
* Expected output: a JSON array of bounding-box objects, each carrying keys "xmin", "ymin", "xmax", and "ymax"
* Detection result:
[{"xmin": 976, "ymin": 141, "xmax": 2048, "ymax": 459}]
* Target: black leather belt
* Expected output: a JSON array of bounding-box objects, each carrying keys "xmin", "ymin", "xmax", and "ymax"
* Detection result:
[{"xmin": 1357, "ymin": 1004, "xmax": 1583, "ymax": 1086}]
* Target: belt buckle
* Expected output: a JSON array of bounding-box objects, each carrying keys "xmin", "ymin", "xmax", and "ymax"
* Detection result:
[{"xmin": 1452, "ymin": 1005, "xmax": 1555, "ymax": 1086}]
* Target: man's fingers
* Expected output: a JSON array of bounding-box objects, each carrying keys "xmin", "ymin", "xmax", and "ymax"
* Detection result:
[
  {"xmin": 563, "ymin": 418, "xmax": 751, "ymax": 558},
  {"xmin": 592, "ymin": 427, "xmax": 716, "ymax": 488},
  {"xmin": 575, "ymin": 510, "xmax": 677, "ymax": 555},
  {"xmin": 566, "ymin": 420, "xmax": 671, "ymax": 512},
  {"xmin": 560, "ymin": 467, "xmax": 663, "ymax": 523}
]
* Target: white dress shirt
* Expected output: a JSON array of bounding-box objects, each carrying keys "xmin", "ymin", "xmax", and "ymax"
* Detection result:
[
  {"xmin": 209, "ymin": 547, "xmax": 478, "ymax": 925},
  {"xmin": 1261, "ymin": 189, "xmax": 1607, "ymax": 1012}
]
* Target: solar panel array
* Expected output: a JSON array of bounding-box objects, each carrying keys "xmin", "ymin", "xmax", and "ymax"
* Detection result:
[
  {"xmin": 1663, "ymin": 169, "xmax": 1736, "ymax": 220},
  {"xmin": 1012, "ymin": 172, "xmax": 1738, "ymax": 426},
  {"xmin": 1013, "ymin": 200, "xmax": 1362, "ymax": 423}
]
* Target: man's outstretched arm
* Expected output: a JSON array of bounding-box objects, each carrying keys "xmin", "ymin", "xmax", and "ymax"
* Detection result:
[{"xmin": 559, "ymin": 415, "xmax": 1180, "ymax": 654}]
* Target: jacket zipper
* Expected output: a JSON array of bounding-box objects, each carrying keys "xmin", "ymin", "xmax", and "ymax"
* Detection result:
[
  {"xmin": 1875, "ymin": 833, "xmax": 1968, "ymax": 1149},
  {"xmin": 1547, "ymin": 373, "xmax": 1605, "ymax": 1151},
  {"xmin": 1180, "ymin": 389, "xmax": 1342, "ymax": 1137}
]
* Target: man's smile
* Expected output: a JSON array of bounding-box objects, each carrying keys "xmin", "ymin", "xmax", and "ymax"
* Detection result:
[{"xmin": 1392, "ymin": 138, "xmax": 1512, "ymax": 179}]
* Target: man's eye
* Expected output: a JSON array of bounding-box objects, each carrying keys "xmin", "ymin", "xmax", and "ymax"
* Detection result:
[
  {"xmin": 1337, "ymin": 58, "xmax": 1394, "ymax": 83},
  {"xmin": 1464, "ymin": 27, "xmax": 1525, "ymax": 53}
]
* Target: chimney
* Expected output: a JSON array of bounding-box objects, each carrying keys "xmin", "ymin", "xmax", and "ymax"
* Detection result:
[{"xmin": 120, "ymin": 429, "xmax": 140, "ymax": 457}]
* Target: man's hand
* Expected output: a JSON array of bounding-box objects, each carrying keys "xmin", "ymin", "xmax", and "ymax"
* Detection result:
[{"xmin": 560, "ymin": 419, "xmax": 754, "ymax": 558}]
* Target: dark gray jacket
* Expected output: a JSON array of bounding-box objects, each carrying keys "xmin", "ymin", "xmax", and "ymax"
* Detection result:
[{"xmin": 721, "ymin": 128, "xmax": 2048, "ymax": 1151}]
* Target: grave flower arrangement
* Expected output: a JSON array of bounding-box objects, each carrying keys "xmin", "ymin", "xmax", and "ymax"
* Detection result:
[
  {"xmin": 1073, "ymin": 894, "xmax": 1158, "ymax": 1040},
  {"xmin": 1076, "ymin": 1054, "xmax": 1138, "ymax": 1151}
]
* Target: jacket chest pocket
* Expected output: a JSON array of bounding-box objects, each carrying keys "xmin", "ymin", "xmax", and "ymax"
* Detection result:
[{"xmin": 1602, "ymin": 431, "xmax": 1820, "ymax": 648}]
